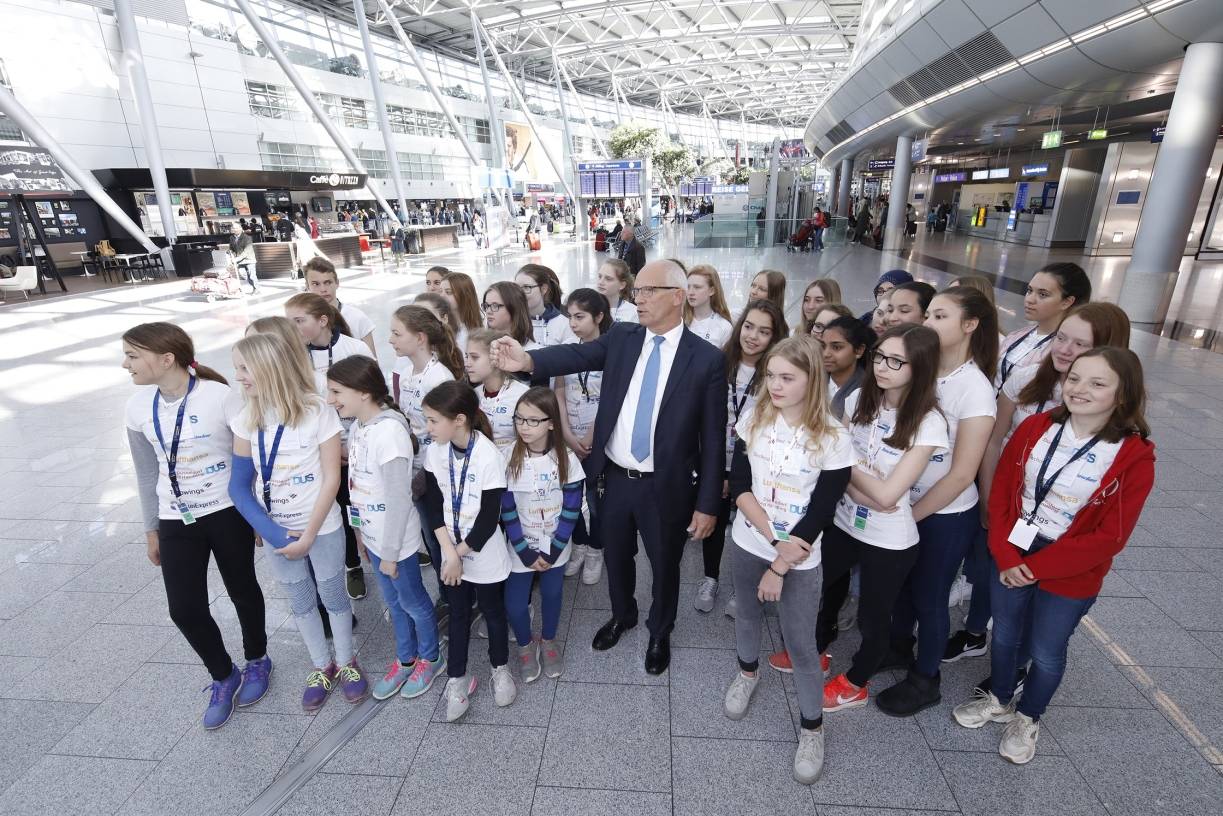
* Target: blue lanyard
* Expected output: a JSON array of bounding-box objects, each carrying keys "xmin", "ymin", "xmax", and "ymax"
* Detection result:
[
  {"xmin": 307, "ymin": 331, "xmax": 340, "ymax": 368},
  {"xmin": 1030, "ymin": 423, "xmax": 1100, "ymax": 521},
  {"xmin": 731, "ymin": 368, "xmax": 756, "ymax": 422},
  {"xmin": 1000, "ymin": 328, "xmax": 1053, "ymax": 385},
  {"xmin": 257, "ymin": 424, "xmax": 286, "ymax": 511},
  {"xmin": 447, "ymin": 434, "xmax": 476, "ymax": 544},
  {"xmin": 152, "ymin": 376, "xmax": 197, "ymax": 500}
]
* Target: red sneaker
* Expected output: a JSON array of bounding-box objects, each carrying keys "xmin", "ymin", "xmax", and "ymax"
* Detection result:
[
  {"xmin": 823, "ymin": 673, "xmax": 868, "ymax": 712},
  {"xmin": 768, "ymin": 650, "xmax": 793, "ymax": 673}
]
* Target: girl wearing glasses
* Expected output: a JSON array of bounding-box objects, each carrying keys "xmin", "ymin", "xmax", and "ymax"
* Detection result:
[
  {"xmin": 516, "ymin": 264, "xmax": 575, "ymax": 346},
  {"xmin": 684, "ymin": 264, "xmax": 734, "ymax": 349},
  {"xmin": 420, "ymin": 382, "xmax": 515, "ymax": 722},
  {"xmin": 953, "ymin": 348, "xmax": 1153, "ymax": 764},
  {"xmin": 500, "ymin": 387, "xmax": 586, "ymax": 682},
  {"xmin": 595, "ymin": 258, "xmax": 638, "ymax": 323},
  {"xmin": 807, "ymin": 304, "xmax": 855, "ymax": 340},
  {"xmin": 483, "ymin": 281, "xmax": 538, "ymax": 349},
  {"xmin": 694, "ymin": 299, "xmax": 789, "ymax": 616},
  {"xmin": 875, "ymin": 287, "xmax": 999, "ymax": 717},
  {"xmin": 818, "ymin": 324, "xmax": 949, "ymax": 713},
  {"xmin": 996, "ymin": 263, "xmax": 1092, "ymax": 390},
  {"xmin": 465, "ymin": 328, "xmax": 530, "ymax": 457}
]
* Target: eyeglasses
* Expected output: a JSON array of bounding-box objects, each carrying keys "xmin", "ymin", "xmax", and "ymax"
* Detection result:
[
  {"xmin": 512, "ymin": 414, "xmax": 548, "ymax": 427},
  {"xmin": 631, "ymin": 285, "xmax": 680, "ymax": 299},
  {"xmin": 810, "ymin": 322, "xmax": 826, "ymax": 335},
  {"xmin": 873, "ymin": 285, "xmax": 894, "ymax": 298},
  {"xmin": 482, "ymin": 302, "xmax": 505, "ymax": 313},
  {"xmin": 518, "ymin": 283, "xmax": 538, "ymax": 293},
  {"xmin": 871, "ymin": 351, "xmax": 908, "ymax": 371}
]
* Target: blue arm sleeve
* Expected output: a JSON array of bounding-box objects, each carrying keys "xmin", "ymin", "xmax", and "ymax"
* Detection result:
[
  {"xmin": 546, "ymin": 480, "xmax": 585, "ymax": 563},
  {"xmin": 227, "ymin": 454, "xmax": 291, "ymax": 549},
  {"xmin": 500, "ymin": 491, "xmax": 536, "ymax": 567}
]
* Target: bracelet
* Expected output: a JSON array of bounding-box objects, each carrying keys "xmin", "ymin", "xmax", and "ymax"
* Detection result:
[{"xmin": 768, "ymin": 565, "xmax": 786, "ymax": 578}]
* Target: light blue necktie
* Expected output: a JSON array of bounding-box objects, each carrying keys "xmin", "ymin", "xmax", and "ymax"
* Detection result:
[{"xmin": 631, "ymin": 335, "xmax": 665, "ymax": 462}]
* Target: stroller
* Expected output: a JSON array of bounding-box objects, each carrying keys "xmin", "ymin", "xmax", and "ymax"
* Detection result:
[
  {"xmin": 787, "ymin": 220, "xmax": 816, "ymax": 252},
  {"xmin": 190, "ymin": 259, "xmax": 245, "ymax": 302}
]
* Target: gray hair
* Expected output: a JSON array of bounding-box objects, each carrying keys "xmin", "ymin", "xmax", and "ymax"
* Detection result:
[{"xmin": 661, "ymin": 259, "xmax": 688, "ymax": 290}]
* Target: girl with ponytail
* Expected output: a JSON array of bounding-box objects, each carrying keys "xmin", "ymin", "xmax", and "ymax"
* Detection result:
[{"xmin": 285, "ymin": 292, "xmax": 366, "ymax": 372}]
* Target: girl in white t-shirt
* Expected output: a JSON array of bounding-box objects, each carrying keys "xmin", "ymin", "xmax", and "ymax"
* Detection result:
[
  {"xmin": 876, "ymin": 288, "xmax": 999, "ymax": 717},
  {"xmin": 996, "ymin": 263, "xmax": 1092, "ymax": 390},
  {"xmin": 516, "ymin": 264, "xmax": 575, "ymax": 346},
  {"xmin": 554, "ymin": 288, "xmax": 611, "ymax": 584},
  {"xmin": 302, "ymin": 257, "xmax": 376, "ymax": 355},
  {"xmin": 420, "ymin": 381, "xmax": 515, "ymax": 722},
  {"xmin": 500, "ymin": 388, "xmax": 586, "ymax": 683},
  {"xmin": 123, "ymin": 322, "xmax": 269, "ymax": 731},
  {"xmin": 695, "ymin": 298, "xmax": 788, "ymax": 616},
  {"xmin": 818, "ymin": 324, "xmax": 949, "ymax": 713},
  {"xmin": 440, "ymin": 272, "xmax": 484, "ymax": 352},
  {"xmin": 722, "ymin": 336, "xmax": 854, "ymax": 785},
  {"xmin": 466, "ymin": 328, "xmax": 530, "ymax": 456},
  {"xmin": 484, "ymin": 281, "xmax": 544, "ymax": 386},
  {"xmin": 326, "ymin": 356, "xmax": 444, "ymax": 702},
  {"xmin": 595, "ymin": 258, "xmax": 638, "ymax": 323},
  {"xmin": 228, "ymin": 332, "xmax": 369, "ymax": 712},
  {"xmin": 684, "ymin": 263, "xmax": 734, "ymax": 349}
]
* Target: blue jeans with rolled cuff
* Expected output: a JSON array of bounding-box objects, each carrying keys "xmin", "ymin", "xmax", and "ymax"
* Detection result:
[{"xmin": 367, "ymin": 550, "xmax": 439, "ymax": 665}]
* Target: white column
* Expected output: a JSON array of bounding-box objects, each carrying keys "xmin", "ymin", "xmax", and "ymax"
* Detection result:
[
  {"xmin": 1120, "ymin": 42, "xmax": 1223, "ymax": 326},
  {"xmin": 838, "ymin": 158, "xmax": 853, "ymax": 216},
  {"xmin": 764, "ymin": 137, "xmax": 780, "ymax": 247},
  {"xmin": 353, "ymin": 0, "xmax": 407, "ymax": 220},
  {"xmin": 552, "ymin": 59, "xmax": 587, "ymax": 239},
  {"xmin": 470, "ymin": 12, "xmax": 511, "ymax": 213},
  {"xmin": 884, "ymin": 135, "xmax": 913, "ymax": 251}
]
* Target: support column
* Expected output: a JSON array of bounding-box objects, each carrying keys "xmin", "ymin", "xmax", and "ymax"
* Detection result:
[
  {"xmin": 764, "ymin": 137, "xmax": 780, "ymax": 247},
  {"xmin": 838, "ymin": 158, "xmax": 853, "ymax": 218},
  {"xmin": 1120, "ymin": 42, "xmax": 1223, "ymax": 326},
  {"xmin": 553, "ymin": 59, "xmax": 587, "ymax": 240},
  {"xmin": 470, "ymin": 12, "xmax": 511, "ymax": 213},
  {"xmin": 556, "ymin": 59, "xmax": 607, "ymax": 157},
  {"xmin": 884, "ymin": 135, "xmax": 913, "ymax": 252},
  {"xmin": 114, "ymin": 0, "xmax": 176, "ymax": 245},
  {"xmin": 353, "ymin": 0, "xmax": 407, "ymax": 221}
]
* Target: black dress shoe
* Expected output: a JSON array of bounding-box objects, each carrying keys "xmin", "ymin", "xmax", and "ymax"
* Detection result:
[
  {"xmin": 645, "ymin": 635, "xmax": 671, "ymax": 675},
  {"xmin": 592, "ymin": 618, "xmax": 636, "ymax": 651}
]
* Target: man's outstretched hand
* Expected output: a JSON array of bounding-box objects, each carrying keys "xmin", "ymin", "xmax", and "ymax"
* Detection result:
[{"xmin": 491, "ymin": 337, "xmax": 533, "ymax": 373}]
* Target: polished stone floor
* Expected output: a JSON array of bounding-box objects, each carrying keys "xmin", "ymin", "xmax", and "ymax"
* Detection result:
[{"xmin": 1, "ymin": 225, "xmax": 1221, "ymax": 816}]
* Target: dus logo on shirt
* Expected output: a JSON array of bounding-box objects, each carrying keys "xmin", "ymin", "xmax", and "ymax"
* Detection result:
[
  {"xmin": 292, "ymin": 474, "xmax": 316, "ymax": 485},
  {"xmin": 202, "ymin": 462, "xmax": 227, "ymax": 475},
  {"xmin": 363, "ymin": 502, "xmax": 387, "ymax": 512}
]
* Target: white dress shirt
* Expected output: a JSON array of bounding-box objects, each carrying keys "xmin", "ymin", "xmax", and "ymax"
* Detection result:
[{"xmin": 605, "ymin": 321, "xmax": 684, "ymax": 471}]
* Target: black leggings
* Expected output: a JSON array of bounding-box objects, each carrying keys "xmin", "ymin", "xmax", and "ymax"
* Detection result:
[
  {"xmin": 159, "ymin": 506, "xmax": 267, "ymax": 681},
  {"xmin": 337, "ymin": 464, "xmax": 361, "ymax": 570},
  {"xmin": 444, "ymin": 579, "xmax": 509, "ymax": 678}
]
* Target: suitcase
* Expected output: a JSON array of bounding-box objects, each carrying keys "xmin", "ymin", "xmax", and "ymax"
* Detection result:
[
  {"xmin": 190, "ymin": 273, "xmax": 244, "ymax": 301},
  {"xmin": 594, "ymin": 230, "xmax": 608, "ymax": 252}
]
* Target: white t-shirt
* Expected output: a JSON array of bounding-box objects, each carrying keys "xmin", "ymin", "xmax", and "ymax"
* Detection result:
[
  {"xmin": 504, "ymin": 450, "xmax": 586, "ymax": 573},
  {"xmin": 395, "ymin": 354, "xmax": 454, "ymax": 471},
  {"xmin": 307, "ymin": 333, "xmax": 372, "ymax": 373},
  {"xmin": 339, "ymin": 302, "xmax": 375, "ymax": 344},
  {"xmin": 911, "ymin": 361, "xmax": 996, "ymax": 513},
  {"xmin": 423, "ymin": 433, "xmax": 512, "ymax": 583},
  {"xmin": 1001, "ymin": 362, "xmax": 1059, "ymax": 444},
  {"xmin": 125, "ymin": 380, "xmax": 237, "ymax": 522},
  {"xmin": 532, "ymin": 310, "xmax": 576, "ymax": 347},
  {"xmin": 688, "ymin": 312, "xmax": 733, "ymax": 350},
  {"xmin": 610, "ymin": 300, "xmax": 638, "ymax": 323},
  {"xmin": 479, "ymin": 379, "xmax": 530, "ymax": 458},
  {"xmin": 347, "ymin": 416, "xmax": 422, "ymax": 562},
  {"xmin": 562, "ymin": 367, "xmax": 602, "ymax": 440},
  {"xmin": 1021, "ymin": 422, "xmax": 1122, "ymax": 540},
  {"xmin": 731, "ymin": 409, "xmax": 856, "ymax": 570},
  {"xmin": 231, "ymin": 401, "xmax": 344, "ymax": 536},
  {"xmin": 834, "ymin": 391, "xmax": 949, "ymax": 550},
  {"xmin": 996, "ymin": 326, "xmax": 1052, "ymax": 389},
  {"xmin": 725, "ymin": 363, "xmax": 759, "ymax": 470},
  {"xmin": 456, "ymin": 325, "xmax": 470, "ymax": 354}
]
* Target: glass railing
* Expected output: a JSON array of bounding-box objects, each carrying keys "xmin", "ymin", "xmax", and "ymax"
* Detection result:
[{"xmin": 693, "ymin": 215, "xmax": 849, "ymax": 249}]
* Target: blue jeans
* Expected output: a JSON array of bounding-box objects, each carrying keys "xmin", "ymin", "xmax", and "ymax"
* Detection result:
[
  {"xmin": 990, "ymin": 570, "xmax": 1095, "ymax": 720},
  {"xmin": 505, "ymin": 567, "xmax": 565, "ymax": 646},
  {"xmin": 367, "ymin": 550, "xmax": 439, "ymax": 664},
  {"xmin": 890, "ymin": 505, "xmax": 979, "ymax": 677},
  {"xmin": 813, "ymin": 227, "xmax": 824, "ymax": 250},
  {"xmin": 413, "ymin": 497, "xmax": 443, "ymax": 596},
  {"xmin": 965, "ymin": 525, "xmax": 993, "ymax": 633}
]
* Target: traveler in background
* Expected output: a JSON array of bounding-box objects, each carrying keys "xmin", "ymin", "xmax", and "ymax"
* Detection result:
[{"xmin": 228, "ymin": 222, "xmax": 258, "ymax": 295}]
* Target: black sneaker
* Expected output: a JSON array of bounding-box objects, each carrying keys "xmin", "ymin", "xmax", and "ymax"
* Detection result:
[
  {"xmin": 876, "ymin": 669, "xmax": 941, "ymax": 717},
  {"xmin": 943, "ymin": 630, "xmax": 988, "ymax": 663},
  {"xmin": 419, "ymin": 549, "xmax": 432, "ymax": 567},
  {"xmin": 346, "ymin": 566, "xmax": 367, "ymax": 600},
  {"xmin": 975, "ymin": 665, "xmax": 1027, "ymax": 698}
]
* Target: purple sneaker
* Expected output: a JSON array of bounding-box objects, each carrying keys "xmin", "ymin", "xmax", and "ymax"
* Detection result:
[
  {"xmin": 301, "ymin": 663, "xmax": 338, "ymax": 712},
  {"xmin": 236, "ymin": 655, "xmax": 273, "ymax": 707},
  {"xmin": 203, "ymin": 665, "xmax": 242, "ymax": 730},
  {"xmin": 336, "ymin": 659, "xmax": 369, "ymax": 704}
]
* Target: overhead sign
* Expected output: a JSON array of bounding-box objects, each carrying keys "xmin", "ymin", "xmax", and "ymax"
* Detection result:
[
  {"xmin": 0, "ymin": 147, "xmax": 74, "ymax": 194},
  {"xmin": 971, "ymin": 169, "xmax": 989, "ymax": 181},
  {"xmin": 1041, "ymin": 130, "xmax": 1063, "ymax": 150},
  {"xmin": 286, "ymin": 171, "xmax": 367, "ymax": 190},
  {"xmin": 712, "ymin": 184, "xmax": 749, "ymax": 194},
  {"xmin": 911, "ymin": 139, "xmax": 927, "ymax": 163},
  {"xmin": 778, "ymin": 139, "xmax": 808, "ymax": 158},
  {"xmin": 1087, "ymin": 128, "xmax": 1109, "ymax": 141},
  {"xmin": 934, "ymin": 171, "xmax": 966, "ymax": 183},
  {"xmin": 867, "ymin": 158, "xmax": 895, "ymax": 171},
  {"xmin": 988, "ymin": 167, "xmax": 1010, "ymax": 179},
  {"xmin": 576, "ymin": 159, "xmax": 643, "ymax": 171},
  {"xmin": 1021, "ymin": 163, "xmax": 1049, "ymax": 176},
  {"xmin": 1151, "ymin": 126, "xmax": 1165, "ymax": 143}
]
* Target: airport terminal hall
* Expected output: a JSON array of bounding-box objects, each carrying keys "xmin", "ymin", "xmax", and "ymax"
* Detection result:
[{"xmin": 4, "ymin": 0, "xmax": 1223, "ymax": 814}]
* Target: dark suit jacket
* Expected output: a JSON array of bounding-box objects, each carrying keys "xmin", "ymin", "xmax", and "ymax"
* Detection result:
[
  {"xmin": 620, "ymin": 239, "xmax": 646, "ymax": 276},
  {"xmin": 528, "ymin": 322, "xmax": 727, "ymax": 521}
]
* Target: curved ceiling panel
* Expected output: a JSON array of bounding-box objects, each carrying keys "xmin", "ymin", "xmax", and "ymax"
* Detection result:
[
  {"xmin": 1154, "ymin": 3, "xmax": 1223, "ymax": 43},
  {"xmin": 1077, "ymin": 19, "xmax": 1188, "ymax": 72}
]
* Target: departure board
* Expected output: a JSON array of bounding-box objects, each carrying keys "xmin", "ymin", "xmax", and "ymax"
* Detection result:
[
  {"xmin": 579, "ymin": 172, "xmax": 595, "ymax": 197},
  {"xmin": 594, "ymin": 171, "xmax": 610, "ymax": 197},
  {"xmin": 624, "ymin": 171, "xmax": 640, "ymax": 196},
  {"xmin": 609, "ymin": 170, "xmax": 625, "ymax": 196}
]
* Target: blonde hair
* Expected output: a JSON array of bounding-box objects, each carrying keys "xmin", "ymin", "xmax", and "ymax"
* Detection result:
[
  {"xmin": 684, "ymin": 264, "xmax": 733, "ymax": 324},
  {"xmin": 246, "ymin": 316, "xmax": 316, "ymax": 390},
  {"xmin": 234, "ymin": 333, "xmax": 323, "ymax": 432},
  {"xmin": 742, "ymin": 335, "xmax": 836, "ymax": 456}
]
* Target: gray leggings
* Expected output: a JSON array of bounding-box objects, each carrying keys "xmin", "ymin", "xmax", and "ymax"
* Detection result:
[{"xmin": 732, "ymin": 545, "xmax": 825, "ymax": 729}]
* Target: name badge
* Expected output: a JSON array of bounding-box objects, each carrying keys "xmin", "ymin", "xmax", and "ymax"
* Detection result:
[
  {"xmin": 853, "ymin": 504, "xmax": 869, "ymax": 531},
  {"xmin": 771, "ymin": 520, "xmax": 790, "ymax": 541},
  {"xmin": 348, "ymin": 505, "xmax": 362, "ymax": 529},
  {"xmin": 1008, "ymin": 519, "xmax": 1039, "ymax": 551},
  {"xmin": 174, "ymin": 502, "xmax": 196, "ymax": 526}
]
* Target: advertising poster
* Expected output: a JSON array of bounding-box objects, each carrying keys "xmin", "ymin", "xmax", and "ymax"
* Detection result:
[
  {"xmin": 214, "ymin": 191, "xmax": 234, "ymax": 215},
  {"xmin": 0, "ymin": 147, "xmax": 74, "ymax": 193},
  {"xmin": 232, "ymin": 191, "xmax": 251, "ymax": 216},
  {"xmin": 779, "ymin": 139, "xmax": 808, "ymax": 158},
  {"xmin": 196, "ymin": 191, "xmax": 218, "ymax": 217},
  {"xmin": 504, "ymin": 122, "xmax": 563, "ymax": 183},
  {"xmin": 485, "ymin": 206, "xmax": 511, "ymax": 251}
]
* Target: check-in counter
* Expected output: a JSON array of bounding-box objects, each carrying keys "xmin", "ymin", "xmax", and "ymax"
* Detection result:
[{"xmin": 252, "ymin": 234, "xmax": 362, "ymax": 278}]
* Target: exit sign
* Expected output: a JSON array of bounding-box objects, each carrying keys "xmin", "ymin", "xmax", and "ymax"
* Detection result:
[
  {"xmin": 1041, "ymin": 130, "xmax": 1063, "ymax": 149},
  {"xmin": 1087, "ymin": 128, "xmax": 1109, "ymax": 140}
]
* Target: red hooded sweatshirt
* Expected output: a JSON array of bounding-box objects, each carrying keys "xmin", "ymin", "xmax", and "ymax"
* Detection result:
[{"xmin": 988, "ymin": 412, "xmax": 1155, "ymax": 599}]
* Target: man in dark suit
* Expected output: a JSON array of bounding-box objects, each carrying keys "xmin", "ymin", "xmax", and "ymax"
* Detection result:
[
  {"xmin": 619, "ymin": 224, "xmax": 646, "ymax": 276},
  {"xmin": 492, "ymin": 259, "xmax": 726, "ymax": 674}
]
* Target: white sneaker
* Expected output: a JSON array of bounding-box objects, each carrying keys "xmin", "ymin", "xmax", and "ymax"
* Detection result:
[
  {"xmin": 443, "ymin": 675, "xmax": 476, "ymax": 722},
  {"xmin": 999, "ymin": 712, "xmax": 1039, "ymax": 764},
  {"xmin": 491, "ymin": 664, "xmax": 517, "ymax": 707},
  {"xmin": 581, "ymin": 548, "xmax": 604, "ymax": 585},
  {"xmin": 724, "ymin": 591, "xmax": 737, "ymax": 619},
  {"xmin": 519, "ymin": 640, "xmax": 542, "ymax": 683},
  {"xmin": 952, "ymin": 690, "xmax": 1017, "ymax": 729},
  {"xmin": 948, "ymin": 574, "xmax": 973, "ymax": 607},
  {"xmin": 565, "ymin": 544, "xmax": 587, "ymax": 578},
  {"xmin": 793, "ymin": 727, "xmax": 825, "ymax": 785},
  {"xmin": 694, "ymin": 577, "xmax": 719, "ymax": 613},
  {"xmin": 723, "ymin": 670, "xmax": 759, "ymax": 720}
]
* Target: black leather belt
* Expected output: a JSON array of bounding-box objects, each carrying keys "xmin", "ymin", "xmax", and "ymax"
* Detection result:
[{"xmin": 607, "ymin": 461, "xmax": 652, "ymax": 480}]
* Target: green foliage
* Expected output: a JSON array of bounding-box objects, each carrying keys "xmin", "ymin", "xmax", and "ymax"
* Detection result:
[
  {"xmin": 607, "ymin": 124, "xmax": 665, "ymax": 160},
  {"xmin": 724, "ymin": 164, "xmax": 751, "ymax": 184},
  {"xmin": 654, "ymin": 145, "xmax": 696, "ymax": 188}
]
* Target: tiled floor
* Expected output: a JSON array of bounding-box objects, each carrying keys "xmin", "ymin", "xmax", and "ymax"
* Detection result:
[{"xmin": 1, "ymin": 225, "xmax": 1221, "ymax": 816}]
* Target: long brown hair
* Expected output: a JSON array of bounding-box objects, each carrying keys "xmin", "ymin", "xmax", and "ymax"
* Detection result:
[
  {"xmin": 752, "ymin": 269, "xmax": 787, "ymax": 314},
  {"xmin": 392, "ymin": 304, "xmax": 464, "ymax": 378},
  {"xmin": 414, "ymin": 292, "xmax": 460, "ymax": 335},
  {"xmin": 723, "ymin": 298, "xmax": 788, "ymax": 380},
  {"xmin": 1017, "ymin": 303, "xmax": 1131, "ymax": 408},
  {"xmin": 506, "ymin": 387, "xmax": 571, "ymax": 484},
  {"xmin": 600, "ymin": 259, "xmax": 634, "ymax": 304},
  {"xmin": 484, "ymin": 281, "xmax": 534, "ymax": 345},
  {"xmin": 1048, "ymin": 347, "xmax": 1149, "ymax": 442},
  {"xmin": 951, "ymin": 275, "xmax": 996, "ymax": 307},
  {"xmin": 517, "ymin": 263, "xmax": 564, "ymax": 309},
  {"xmin": 684, "ymin": 264, "xmax": 732, "ymax": 324},
  {"xmin": 285, "ymin": 292, "xmax": 353, "ymax": 338},
  {"xmin": 326, "ymin": 355, "xmax": 418, "ymax": 453},
  {"xmin": 445, "ymin": 272, "xmax": 483, "ymax": 331},
  {"xmin": 421, "ymin": 379, "xmax": 493, "ymax": 439},
  {"xmin": 934, "ymin": 287, "xmax": 999, "ymax": 381},
  {"xmin": 123, "ymin": 322, "xmax": 228, "ymax": 385},
  {"xmin": 742, "ymin": 336, "xmax": 836, "ymax": 455},
  {"xmin": 852, "ymin": 324, "xmax": 943, "ymax": 449},
  {"xmin": 798, "ymin": 279, "xmax": 844, "ymax": 333}
]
